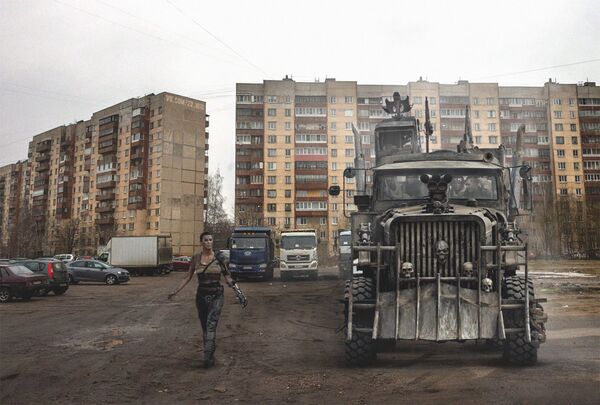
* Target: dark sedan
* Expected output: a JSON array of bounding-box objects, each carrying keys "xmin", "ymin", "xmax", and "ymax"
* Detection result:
[
  {"xmin": 67, "ymin": 260, "xmax": 130, "ymax": 285},
  {"xmin": 0, "ymin": 264, "xmax": 49, "ymax": 303},
  {"xmin": 15, "ymin": 259, "xmax": 69, "ymax": 296}
]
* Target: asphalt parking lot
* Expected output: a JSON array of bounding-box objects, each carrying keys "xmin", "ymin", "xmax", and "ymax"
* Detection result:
[{"xmin": 1, "ymin": 261, "xmax": 599, "ymax": 404}]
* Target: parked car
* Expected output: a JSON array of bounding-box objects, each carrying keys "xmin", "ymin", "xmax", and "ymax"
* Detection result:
[
  {"xmin": 14, "ymin": 259, "xmax": 69, "ymax": 295},
  {"xmin": 172, "ymin": 256, "xmax": 191, "ymax": 271},
  {"xmin": 67, "ymin": 259, "xmax": 130, "ymax": 285},
  {"xmin": 0, "ymin": 264, "xmax": 49, "ymax": 303},
  {"xmin": 53, "ymin": 254, "xmax": 75, "ymax": 263}
]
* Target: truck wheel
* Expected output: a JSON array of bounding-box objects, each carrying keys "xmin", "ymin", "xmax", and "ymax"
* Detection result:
[
  {"xmin": 344, "ymin": 276, "xmax": 376, "ymax": 366},
  {"xmin": 502, "ymin": 276, "xmax": 543, "ymax": 366},
  {"xmin": 0, "ymin": 287, "xmax": 10, "ymax": 303},
  {"xmin": 105, "ymin": 275, "xmax": 118, "ymax": 285}
]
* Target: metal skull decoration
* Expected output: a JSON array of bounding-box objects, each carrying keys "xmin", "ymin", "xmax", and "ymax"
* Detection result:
[
  {"xmin": 434, "ymin": 240, "xmax": 449, "ymax": 265},
  {"xmin": 462, "ymin": 262, "xmax": 474, "ymax": 278},
  {"xmin": 401, "ymin": 262, "xmax": 414, "ymax": 278},
  {"xmin": 482, "ymin": 277, "xmax": 493, "ymax": 293}
]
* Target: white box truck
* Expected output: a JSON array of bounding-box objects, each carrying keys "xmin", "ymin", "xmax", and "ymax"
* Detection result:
[
  {"xmin": 279, "ymin": 229, "xmax": 318, "ymax": 281},
  {"xmin": 97, "ymin": 236, "xmax": 173, "ymax": 276}
]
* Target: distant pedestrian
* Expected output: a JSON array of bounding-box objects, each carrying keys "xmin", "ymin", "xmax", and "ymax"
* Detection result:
[{"xmin": 168, "ymin": 231, "xmax": 247, "ymax": 368}]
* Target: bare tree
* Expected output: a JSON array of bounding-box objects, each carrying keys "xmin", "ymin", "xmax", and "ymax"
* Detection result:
[
  {"xmin": 205, "ymin": 169, "xmax": 234, "ymax": 249},
  {"xmin": 53, "ymin": 218, "xmax": 80, "ymax": 254}
]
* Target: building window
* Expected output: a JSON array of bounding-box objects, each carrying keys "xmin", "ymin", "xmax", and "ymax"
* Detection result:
[
  {"xmin": 320, "ymin": 217, "xmax": 327, "ymax": 226},
  {"xmin": 572, "ymin": 136, "xmax": 578, "ymax": 144},
  {"xmin": 267, "ymin": 176, "xmax": 276, "ymax": 184},
  {"xmin": 330, "ymin": 96, "xmax": 337, "ymax": 104},
  {"xmin": 576, "ymin": 188, "xmax": 582, "ymax": 195},
  {"xmin": 575, "ymin": 175, "xmax": 581, "ymax": 183},
  {"xmin": 285, "ymin": 135, "xmax": 291, "ymax": 144},
  {"xmin": 268, "ymin": 122, "xmax": 276, "ymax": 130},
  {"xmin": 267, "ymin": 95, "xmax": 277, "ymax": 103},
  {"xmin": 555, "ymin": 123, "xmax": 563, "ymax": 131},
  {"xmin": 344, "ymin": 96, "xmax": 353, "ymax": 104},
  {"xmin": 330, "ymin": 109, "xmax": 336, "ymax": 116},
  {"xmin": 331, "ymin": 122, "xmax": 337, "ymax": 130},
  {"xmin": 285, "ymin": 109, "xmax": 291, "ymax": 117},
  {"xmin": 556, "ymin": 136, "xmax": 564, "ymax": 144},
  {"xmin": 558, "ymin": 162, "xmax": 566, "ymax": 170},
  {"xmin": 560, "ymin": 188, "xmax": 568, "ymax": 195},
  {"xmin": 267, "ymin": 190, "xmax": 277, "ymax": 198},
  {"xmin": 570, "ymin": 124, "xmax": 577, "ymax": 132},
  {"xmin": 331, "ymin": 135, "xmax": 337, "ymax": 144},
  {"xmin": 558, "ymin": 175, "xmax": 567, "ymax": 182},
  {"xmin": 285, "ymin": 122, "xmax": 291, "ymax": 130},
  {"xmin": 553, "ymin": 111, "xmax": 562, "ymax": 119},
  {"xmin": 267, "ymin": 108, "xmax": 276, "ymax": 116},
  {"xmin": 285, "ymin": 190, "xmax": 291, "ymax": 198},
  {"xmin": 331, "ymin": 149, "xmax": 337, "ymax": 157},
  {"xmin": 331, "ymin": 162, "xmax": 337, "ymax": 171},
  {"xmin": 267, "ymin": 217, "xmax": 276, "ymax": 226},
  {"xmin": 344, "ymin": 109, "xmax": 353, "ymax": 117},
  {"xmin": 553, "ymin": 99, "xmax": 562, "ymax": 105},
  {"xmin": 267, "ymin": 162, "xmax": 277, "ymax": 170},
  {"xmin": 345, "ymin": 135, "xmax": 353, "ymax": 143},
  {"xmin": 573, "ymin": 149, "xmax": 579, "ymax": 157},
  {"xmin": 488, "ymin": 123, "xmax": 496, "ymax": 131},
  {"xmin": 489, "ymin": 136, "xmax": 498, "ymax": 144},
  {"xmin": 557, "ymin": 149, "xmax": 565, "ymax": 157},
  {"xmin": 267, "ymin": 203, "xmax": 276, "ymax": 212},
  {"xmin": 297, "ymin": 217, "xmax": 308, "ymax": 225},
  {"xmin": 474, "ymin": 124, "xmax": 480, "ymax": 132},
  {"xmin": 268, "ymin": 149, "xmax": 277, "ymax": 157},
  {"xmin": 487, "ymin": 110, "xmax": 496, "ymax": 118},
  {"xmin": 268, "ymin": 135, "xmax": 277, "ymax": 144},
  {"xmin": 285, "ymin": 162, "xmax": 291, "ymax": 170}
]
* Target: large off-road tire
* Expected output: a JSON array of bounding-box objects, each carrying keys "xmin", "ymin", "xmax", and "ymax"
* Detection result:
[
  {"xmin": 502, "ymin": 276, "xmax": 542, "ymax": 366},
  {"xmin": 344, "ymin": 276, "xmax": 376, "ymax": 366}
]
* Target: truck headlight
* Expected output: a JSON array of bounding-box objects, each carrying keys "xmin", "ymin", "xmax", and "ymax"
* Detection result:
[
  {"xmin": 259, "ymin": 263, "xmax": 267, "ymax": 269},
  {"xmin": 229, "ymin": 263, "xmax": 237, "ymax": 269}
]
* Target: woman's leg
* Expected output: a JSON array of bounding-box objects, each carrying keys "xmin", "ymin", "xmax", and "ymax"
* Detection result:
[{"xmin": 203, "ymin": 292, "xmax": 224, "ymax": 367}]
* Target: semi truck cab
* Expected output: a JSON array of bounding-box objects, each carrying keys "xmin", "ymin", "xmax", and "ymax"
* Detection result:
[
  {"xmin": 279, "ymin": 230, "xmax": 318, "ymax": 281},
  {"xmin": 228, "ymin": 227, "xmax": 275, "ymax": 281}
]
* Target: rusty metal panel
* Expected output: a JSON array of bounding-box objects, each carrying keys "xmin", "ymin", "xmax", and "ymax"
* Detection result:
[{"xmin": 377, "ymin": 284, "xmax": 499, "ymax": 340}]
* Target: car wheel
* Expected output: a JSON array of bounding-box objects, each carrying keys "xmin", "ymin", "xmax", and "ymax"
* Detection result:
[
  {"xmin": 0, "ymin": 287, "xmax": 11, "ymax": 303},
  {"xmin": 105, "ymin": 275, "xmax": 118, "ymax": 285}
]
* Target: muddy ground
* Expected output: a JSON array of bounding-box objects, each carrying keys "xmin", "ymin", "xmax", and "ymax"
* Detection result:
[{"xmin": 1, "ymin": 260, "xmax": 599, "ymax": 404}]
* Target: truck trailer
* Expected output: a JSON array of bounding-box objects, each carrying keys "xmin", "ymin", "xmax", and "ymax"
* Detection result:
[{"xmin": 97, "ymin": 236, "xmax": 173, "ymax": 276}]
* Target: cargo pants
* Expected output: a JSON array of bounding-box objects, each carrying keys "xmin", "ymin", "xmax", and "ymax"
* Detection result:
[{"xmin": 195, "ymin": 286, "xmax": 224, "ymax": 364}]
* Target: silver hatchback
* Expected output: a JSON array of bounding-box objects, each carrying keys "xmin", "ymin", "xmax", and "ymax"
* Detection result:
[{"xmin": 67, "ymin": 260, "xmax": 130, "ymax": 285}]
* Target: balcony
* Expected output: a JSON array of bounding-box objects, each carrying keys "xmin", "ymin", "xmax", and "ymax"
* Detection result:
[
  {"xmin": 36, "ymin": 142, "xmax": 51, "ymax": 153},
  {"xmin": 98, "ymin": 143, "xmax": 117, "ymax": 155},
  {"xmin": 127, "ymin": 201, "xmax": 146, "ymax": 210},
  {"xmin": 96, "ymin": 217, "xmax": 114, "ymax": 225},
  {"xmin": 129, "ymin": 176, "xmax": 145, "ymax": 185},
  {"xmin": 96, "ymin": 192, "xmax": 115, "ymax": 201},
  {"xmin": 294, "ymin": 181, "xmax": 328, "ymax": 190},
  {"xmin": 128, "ymin": 188, "xmax": 145, "ymax": 198},
  {"xmin": 96, "ymin": 206, "xmax": 115, "ymax": 213},
  {"xmin": 36, "ymin": 162, "xmax": 50, "ymax": 172},
  {"xmin": 130, "ymin": 149, "xmax": 145, "ymax": 161},
  {"xmin": 60, "ymin": 137, "xmax": 72, "ymax": 148},
  {"xmin": 36, "ymin": 153, "xmax": 51, "ymax": 162},
  {"xmin": 97, "ymin": 180, "xmax": 116, "ymax": 189}
]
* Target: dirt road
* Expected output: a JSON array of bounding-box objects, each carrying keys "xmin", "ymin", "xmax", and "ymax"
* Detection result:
[{"xmin": 1, "ymin": 261, "xmax": 599, "ymax": 404}]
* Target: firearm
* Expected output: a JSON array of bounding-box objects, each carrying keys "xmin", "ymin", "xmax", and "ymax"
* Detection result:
[
  {"xmin": 424, "ymin": 96, "xmax": 433, "ymax": 153},
  {"xmin": 230, "ymin": 282, "xmax": 248, "ymax": 308}
]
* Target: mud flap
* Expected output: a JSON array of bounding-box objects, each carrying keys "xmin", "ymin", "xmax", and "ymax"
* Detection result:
[{"xmin": 378, "ymin": 284, "xmax": 499, "ymax": 340}]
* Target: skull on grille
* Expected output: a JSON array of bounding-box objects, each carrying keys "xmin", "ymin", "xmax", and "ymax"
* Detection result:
[
  {"xmin": 434, "ymin": 240, "xmax": 449, "ymax": 265},
  {"xmin": 401, "ymin": 262, "xmax": 414, "ymax": 278},
  {"xmin": 462, "ymin": 262, "xmax": 474, "ymax": 278},
  {"xmin": 482, "ymin": 277, "xmax": 493, "ymax": 293}
]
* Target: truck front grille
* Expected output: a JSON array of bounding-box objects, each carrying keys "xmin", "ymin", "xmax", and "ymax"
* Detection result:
[
  {"xmin": 287, "ymin": 254, "xmax": 310, "ymax": 262},
  {"xmin": 395, "ymin": 220, "xmax": 480, "ymax": 277}
]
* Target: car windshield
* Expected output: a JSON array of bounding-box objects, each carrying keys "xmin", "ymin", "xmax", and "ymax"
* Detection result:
[
  {"xmin": 281, "ymin": 235, "xmax": 316, "ymax": 250},
  {"xmin": 377, "ymin": 173, "xmax": 498, "ymax": 201},
  {"xmin": 8, "ymin": 265, "xmax": 35, "ymax": 275},
  {"xmin": 231, "ymin": 237, "xmax": 266, "ymax": 249}
]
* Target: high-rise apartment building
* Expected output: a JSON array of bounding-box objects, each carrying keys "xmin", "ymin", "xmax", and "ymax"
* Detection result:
[
  {"xmin": 235, "ymin": 78, "xmax": 599, "ymax": 254},
  {"xmin": 1, "ymin": 92, "xmax": 209, "ymax": 256}
]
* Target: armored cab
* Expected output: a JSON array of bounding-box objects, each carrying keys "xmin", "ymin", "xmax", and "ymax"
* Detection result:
[{"xmin": 339, "ymin": 94, "xmax": 546, "ymax": 367}]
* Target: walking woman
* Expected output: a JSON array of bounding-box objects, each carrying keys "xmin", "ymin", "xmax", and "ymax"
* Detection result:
[{"xmin": 168, "ymin": 231, "xmax": 247, "ymax": 368}]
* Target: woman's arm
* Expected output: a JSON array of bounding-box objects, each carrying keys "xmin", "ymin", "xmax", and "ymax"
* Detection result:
[{"xmin": 168, "ymin": 259, "xmax": 195, "ymax": 299}]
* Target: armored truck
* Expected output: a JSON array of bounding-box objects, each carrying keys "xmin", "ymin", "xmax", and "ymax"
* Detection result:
[{"xmin": 338, "ymin": 93, "xmax": 547, "ymax": 366}]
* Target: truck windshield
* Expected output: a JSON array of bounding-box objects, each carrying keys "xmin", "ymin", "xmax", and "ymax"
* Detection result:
[
  {"xmin": 231, "ymin": 237, "xmax": 266, "ymax": 249},
  {"xmin": 339, "ymin": 235, "xmax": 352, "ymax": 246},
  {"xmin": 378, "ymin": 173, "xmax": 498, "ymax": 201},
  {"xmin": 281, "ymin": 236, "xmax": 316, "ymax": 249}
]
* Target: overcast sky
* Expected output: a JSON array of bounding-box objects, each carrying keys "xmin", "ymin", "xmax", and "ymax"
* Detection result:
[{"xmin": 1, "ymin": 0, "xmax": 599, "ymax": 215}]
